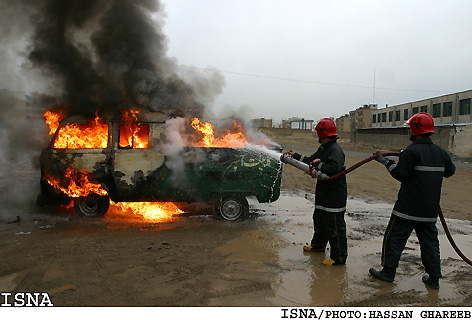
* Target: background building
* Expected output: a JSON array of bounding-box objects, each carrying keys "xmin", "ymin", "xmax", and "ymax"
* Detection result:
[
  {"xmin": 288, "ymin": 117, "xmax": 314, "ymax": 130},
  {"xmin": 353, "ymin": 89, "xmax": 472, "ymax": 158},
  {"xmin": 371, "ymin": 90, "xmax": 472, "ymax": 128},
  {"xmin": 251, "ymin": 117, "xmax": 273, "ymax": 128},
  {"xmin": 335, "ymin": 114, "xmax": 350, "ymax": 132}
]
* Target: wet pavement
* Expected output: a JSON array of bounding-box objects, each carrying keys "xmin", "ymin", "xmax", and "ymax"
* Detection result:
[
  {"xmin": 240, "ymin": 192, "xmax": 472, "ymax": 306},
  {"xmin": 1, "ymin": 155, "xmax": 472, "ymax": 306}
]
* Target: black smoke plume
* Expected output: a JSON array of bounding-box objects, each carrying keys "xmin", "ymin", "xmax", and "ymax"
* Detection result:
[
  {"xmin": 0, "ymin": 0, "xmax": 225, "ymax": 219},
  {"xmin": 27, "ymin": 0, "xmax": 217, "ymax": 118}
]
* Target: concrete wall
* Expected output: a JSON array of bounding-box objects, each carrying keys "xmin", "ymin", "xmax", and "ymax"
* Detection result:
[
  {"xmin": 352, "ymin": 125, "xmax": 472, "ymax": 159},
  {"xmin": 257, "ymin": 127, "xmax": 316, "ymax": 139},
  {"xmin": 452, "ymin": 125, "xmax": 472, "ymax": 158},
  {"xmin": 352, "ymin": 128, "xmax": 410, "ymax": 151}
]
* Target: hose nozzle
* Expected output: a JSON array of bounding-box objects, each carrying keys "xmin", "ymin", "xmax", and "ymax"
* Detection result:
[{"xmin": 280, "ymin": 153, "xmax": 329, "ymax": 180}]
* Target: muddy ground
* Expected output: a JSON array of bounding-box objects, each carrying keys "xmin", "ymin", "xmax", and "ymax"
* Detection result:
[{"xmin": 0, "ymin": 137, "xmax": 471, "ymax": 307}]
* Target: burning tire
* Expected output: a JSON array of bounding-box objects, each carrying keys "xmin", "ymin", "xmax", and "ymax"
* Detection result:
[
  {"xmin": 213, "ymin": 194, "xmax": 249, "ymax": 221},
  {"xmin": 74, "ymin": 194, "xmax": 110, "ymax": 218}
]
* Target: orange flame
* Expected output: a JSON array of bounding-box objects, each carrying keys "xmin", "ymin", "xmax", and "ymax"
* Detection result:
[
  {"xmin": 43, "ymin": 109, "xmax": 179, "ymax": 222},
  {"xmin": 44, "ymin": 168, "xmax": 107, "ymax": 198},
  {"xmin": 119, "ymin": 109, "xmax": 149, "ymax": 149},
  {"xmin": 43, "ymin": 110, "xmax": 65, "ymax": 135},
  {"xmin": 53, "ymin": 112, "xmax": 108, "ymax": 149},
  {"xmin": 44, "ymin": 170, "xmax": 181, "ymax": 221},
  {"xmin": 191, "ymin": 118, "xmax": 247, "ymax": 148},
  {"xmin": 113, "ymin": 202, "xmax": 183, "ymax": 222}
]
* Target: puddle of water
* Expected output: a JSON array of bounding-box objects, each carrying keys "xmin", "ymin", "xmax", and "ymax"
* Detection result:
[{"xmin": 259, "ymin": 192, "xmax": 472, "ymax": 306}]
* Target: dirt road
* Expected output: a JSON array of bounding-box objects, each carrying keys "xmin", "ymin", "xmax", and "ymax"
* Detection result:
[{"xmin": 0, "ymin": 138, "xmax": 471, "ymax": 307}]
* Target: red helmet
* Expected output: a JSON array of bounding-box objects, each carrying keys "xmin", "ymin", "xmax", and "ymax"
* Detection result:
[
  {"xmin": 406, "ymin": 112, "xmax": 435, "ymax": 135},
  {"xmin": 315, "ymin": 118, "xmax": 337, "ymax": 139}
]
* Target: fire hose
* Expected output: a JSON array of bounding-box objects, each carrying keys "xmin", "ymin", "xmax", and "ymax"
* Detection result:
[{"xmin": 280, "ymin": 152, "xmax": 472, "ymax": 266}]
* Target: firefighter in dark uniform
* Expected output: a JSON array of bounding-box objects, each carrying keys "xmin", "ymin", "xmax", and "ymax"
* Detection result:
[
  {"xmin": 369, "ymin": 112, "xmax": 455, "ymax": 289},
  {"xmin": 287, "ymin": 118, "xmax": 348, "ymax": 266}
]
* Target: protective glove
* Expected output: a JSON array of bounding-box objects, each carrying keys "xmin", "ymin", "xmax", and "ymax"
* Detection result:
[{"xmin": 374, "ymin": 151, "xmax": 389, "ymax": 166}]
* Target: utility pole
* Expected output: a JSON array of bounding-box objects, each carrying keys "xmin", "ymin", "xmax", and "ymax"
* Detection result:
[{"xmin": 372, "ymin": 67, "xmax": 376, "ymax": 105}]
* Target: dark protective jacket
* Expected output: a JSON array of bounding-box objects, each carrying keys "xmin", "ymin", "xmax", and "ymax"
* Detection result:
[
  {"xmin": 385, "ymin": 137, "xmax": 455, "ymax": 222},
  {"xmin": 293, "ymin": 137, "xmax": 347, "ymax": 211}
]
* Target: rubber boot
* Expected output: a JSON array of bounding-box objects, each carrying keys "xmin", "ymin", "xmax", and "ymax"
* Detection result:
[
  {"xmin": 369, "ymin": 267, "xmax": 395, "ymax": 283},
  {"xmin": 422, "ymin": 275, "xmax": 439, "ymax": 290}
]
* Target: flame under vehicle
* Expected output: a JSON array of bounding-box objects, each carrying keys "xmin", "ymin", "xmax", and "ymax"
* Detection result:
[{"xmin": 37, "ymin": 112, "xmax": 282, "ymax": 221}]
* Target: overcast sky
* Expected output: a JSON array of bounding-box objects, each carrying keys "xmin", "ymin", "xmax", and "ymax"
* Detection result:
[{"xmin": 160, "ymin": 0, "xmax": 472, "ymax": 123}]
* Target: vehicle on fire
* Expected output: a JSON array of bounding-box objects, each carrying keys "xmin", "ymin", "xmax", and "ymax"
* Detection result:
[{"xmin": 37, "ymin": 112, "xmax": 283, "ymax": 221}]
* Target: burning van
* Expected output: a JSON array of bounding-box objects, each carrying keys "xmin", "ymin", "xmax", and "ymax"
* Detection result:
[{"xmin": 37, "ymin": 111, "xmax": 282, "ymax": 221}]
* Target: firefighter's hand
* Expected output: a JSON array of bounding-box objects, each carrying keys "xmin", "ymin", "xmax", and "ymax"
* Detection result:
[
  {"xmin": 374, "ymin": 151, "xmax": 389, "ymax": 166},
  {"xmin": 309, "ymin": 159, "xmax": 321, "ymax": 167},
  {"xmin": 287, "ymin": 149, "xmax": 296, "ymax": 156}
]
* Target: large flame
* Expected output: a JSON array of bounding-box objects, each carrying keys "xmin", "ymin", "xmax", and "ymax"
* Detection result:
[
  {"xmin": 42, "ymin": 109, "xmax": 180, "ymax": 222},
  {"xmin": 114, "ymin": 202, "xmax": 184, "ymax": 222},
  {"xmin": 191, "ymin": 118, "xmax": 247, "ymax": 148},
  {"xmin": 51, "ymin": 112, "xmax": 108, "ymax": 149}
]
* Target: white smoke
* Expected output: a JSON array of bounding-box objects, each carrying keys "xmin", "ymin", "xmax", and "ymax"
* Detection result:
[
  {"xmin": 162, "ymin": 117, "xmax": 189, "ymax": 188},
  {"xmin": 162, "ymin": 116, "xmax": 282, "ymax": 163}
]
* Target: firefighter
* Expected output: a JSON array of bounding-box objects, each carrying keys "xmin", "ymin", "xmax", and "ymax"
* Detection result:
[
  {"xmin": 369, "ymin": 112, "xmax": 455, "ymax": 290},
  {"xmin": 287, "ymin": 118, "xmax": 348, "ymax": 266}
]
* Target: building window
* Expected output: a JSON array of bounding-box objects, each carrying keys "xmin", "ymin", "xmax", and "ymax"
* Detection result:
[
  {"xmin": 395, "ymin": 110, "xmax": 400, "ymax": 121},
  {"xmin": 432, "ymin": 103, "xmax": 441, "ymax": 118},
  {"xmin": 382, "ymin": 112, "xmax": 387, "ymax": 122},
  {"xmin": 372, "ymin": 114, "xmax": 376, "ymax": 123},
  {"xmin": 443, "ymin": 101, "xmax": 452, "ymax": 117},
  {"xmin": 459, "ymin": 98, "xmax": 471, "ymax": 115},
  {"xmin": 412, "ymin": 107, "xmax": 419, "ymax": 115},
  {"xmin": 377, "ymin": 114, "xmax": 381, "ymax": 123},
  {"xmin": 421, "ymin": 105, "xmax": 428, "ymax": 113},
  {"xmin": 404, "ymin": 109, "xmax": 409, "ymax": 120},
  {"xmin": 388, "ymin": 111, "xmax": 393, "ymax": 122}
]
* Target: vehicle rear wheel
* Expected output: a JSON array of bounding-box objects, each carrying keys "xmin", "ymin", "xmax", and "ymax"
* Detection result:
[
  {"xmin": 74, "ymin": 194, "xmax": 110, "ymax": 218},
  {"xmin": 213, "ymin": 194, "xmax": 249, "ymax": 221}
]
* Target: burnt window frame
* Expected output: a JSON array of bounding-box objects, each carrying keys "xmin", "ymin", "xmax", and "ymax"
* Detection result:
[{"xmin": 118, "ymin": 122, "xmax": 151, "ymax": 149}]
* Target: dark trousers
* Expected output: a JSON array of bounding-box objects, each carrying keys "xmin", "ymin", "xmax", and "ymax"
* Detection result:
[
  {"xmin": 382, "ymin": 214, "xmax": 441, "ymax": 279},
  {"xmin": 311, "ymin": 208, "xmax": 348, "ymax": 264}
]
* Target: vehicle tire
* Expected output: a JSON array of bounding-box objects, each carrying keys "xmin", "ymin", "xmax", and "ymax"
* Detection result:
[
  {"xmin": 213, "ymin": 194, "xmax": 249, "ymax": 221},
  {"xmin": 74, "ymin": 193, "xmax": 110, "ymax": 218}
]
